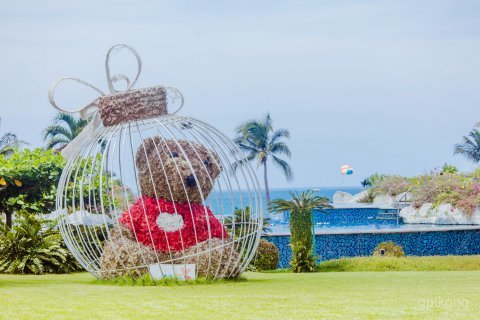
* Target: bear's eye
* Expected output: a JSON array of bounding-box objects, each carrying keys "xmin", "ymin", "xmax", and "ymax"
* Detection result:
[
  {"xmin": 203, "ymin": 159, "xmax": 211, "ymax": 166},
  {"xmin": 170, "ymin": 152, "xmax": 179, "ymax": 158}
]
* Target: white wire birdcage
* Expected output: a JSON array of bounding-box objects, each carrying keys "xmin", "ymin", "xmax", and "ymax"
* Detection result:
[{"xmin": 49, "ymin": 44, "xmax": 263, "ymax": 280}]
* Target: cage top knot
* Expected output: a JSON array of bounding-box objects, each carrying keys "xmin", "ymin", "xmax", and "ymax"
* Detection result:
[{"xmin": 48, "ymin": 44, "xmax": 184, "ymax": 126}]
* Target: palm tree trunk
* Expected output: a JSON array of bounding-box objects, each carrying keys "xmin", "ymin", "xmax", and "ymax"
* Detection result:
[
  {"xmin": 5, "ymin": 211, "xmax": 12, "ymax": 228},
  {"xmin": 263, "ymin": 161, "xmax": 270, "ymax": 206}
]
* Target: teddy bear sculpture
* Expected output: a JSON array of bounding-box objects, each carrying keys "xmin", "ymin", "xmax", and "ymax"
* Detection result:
[{"xmin": 50, "ymin": 44, "xmax": 263, "ymax": 280}]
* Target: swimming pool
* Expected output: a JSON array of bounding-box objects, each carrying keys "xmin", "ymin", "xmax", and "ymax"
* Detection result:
[
  {"xmin": 264, "ymin": 206, "xmax": 480, "ymax": 268},
  {"xmin": 268, "ymin": 223, "xmax": 480, "ymax": 235}
]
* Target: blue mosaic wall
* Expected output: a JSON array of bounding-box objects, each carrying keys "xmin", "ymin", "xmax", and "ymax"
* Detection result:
[
  {"xmin": 281, "ymin": 207, "xmax": 398, "ymax": 226},
  {"xmin": 264, "ymin": 229, "xmax": 480, "ymax": 269}
]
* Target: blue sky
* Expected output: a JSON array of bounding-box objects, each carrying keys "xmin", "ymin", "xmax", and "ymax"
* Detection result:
[{"xmin": 0, "ymin": 0, "xmax": 479, "ymax": 188}]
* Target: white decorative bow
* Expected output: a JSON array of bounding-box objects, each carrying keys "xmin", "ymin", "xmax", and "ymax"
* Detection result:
[{"xmin": 48, "ymin": 44, "xmax": 184, "ymax": 160}]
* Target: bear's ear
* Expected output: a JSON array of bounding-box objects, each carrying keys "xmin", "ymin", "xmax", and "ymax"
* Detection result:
[
  {"xmin": 191, "ymin": 142, "xmax": 222, "ymax": 178},
  {"xmin": 139, "ymin": 137, "xmax": 171, "ymax": 156},
  {"xmin": 204, "ymin": 148, "xmax": 223, "ymax": 178}
]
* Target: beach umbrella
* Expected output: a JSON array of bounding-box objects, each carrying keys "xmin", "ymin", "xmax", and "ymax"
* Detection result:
[{"xmin": 340, "ymin": 164, "xmax": 353, "ymax": 175}]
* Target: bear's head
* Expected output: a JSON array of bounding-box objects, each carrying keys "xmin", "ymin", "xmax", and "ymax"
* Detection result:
[{"xmin": 136, "ymin": 137, "xmax": 222, "ymax": 203}]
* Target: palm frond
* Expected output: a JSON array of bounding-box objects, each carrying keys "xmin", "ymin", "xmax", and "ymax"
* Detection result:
[
  {"xmin": 269, "ymin": 142, "xmax": 291, "ymax": 158},
  {"xmin": 0, "ymin": 146, "xmax": 16, "ymax": 157},
  {"xmin": 269, "ymin": 190, "xmax": 331, "ymax": 214},
  {"xmin": 43, "ymin": 125, "xmax": 73, "ymax": 141},
  {"xmin": 0, "ymin": 123, "xmax": 25, "ymax": 156},
  {"xmin": 234, "ymin": 113, "xmax": 293, "ymax": 183},
  {"xmin": 45, "ymin": 136, "xmax": 70, "ymax": 150},
  {"xmin": 43, "ymin": 113, "xmax": 89, "ymax": 150},
  {"xmin": 263, "ymin": 113, "xmax": 273, "ymax": 131},
  {"xmin": 0, "ymin": 132, "xmax": 18, "ymax": 148},
  {"xmin": 454, "ymin": 129, "xmax": 480, "ymax": 163},
  {"xmin": 271, "ymin": 128, "xmax": 290, "ymax": 143},
  {"xmin": 54, "ymin": 113, "xmax": 77, "ymax": 130},
  {"xmin": 231, "ymin": 153, "xmax": 257, "ymax": 173},
  {"xmin": 272, "ymin": 155, "xmax": 293, "ymax": 181}
]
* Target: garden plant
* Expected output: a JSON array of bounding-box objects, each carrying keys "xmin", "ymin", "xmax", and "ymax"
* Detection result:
[{"xmin": 270, "ymin": 190, "xmax": 331, "ymax": 272}]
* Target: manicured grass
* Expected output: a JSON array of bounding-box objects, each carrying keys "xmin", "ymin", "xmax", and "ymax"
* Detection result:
[
  {"xmin": 316, "ymin": 255, "xmax": 480, "ymax": 272},
  {"xmin": 1, "ymin": 271, "xmax": 480, "ymax": 319}
]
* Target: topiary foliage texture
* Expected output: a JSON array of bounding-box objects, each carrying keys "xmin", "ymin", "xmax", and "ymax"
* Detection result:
[
  {"xmin": 372, "ymin": 241, "xmax": 405, "ymax": 258},
  {"xmin": 253, "ymin": 239, "xmax": 279, "ymax": 271},
  {"xmin": 270, "ymin": 190, "xmax": 331, "ymax": 272}
]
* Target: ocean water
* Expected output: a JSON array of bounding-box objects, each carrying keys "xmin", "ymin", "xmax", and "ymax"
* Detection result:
[
  {"xmin": 209, "ymin": 186, "xmax": 363, "ymax": 216},
  {"xmin": 267, "ymin": 186, "xmax": 363, "ymax": 203}
]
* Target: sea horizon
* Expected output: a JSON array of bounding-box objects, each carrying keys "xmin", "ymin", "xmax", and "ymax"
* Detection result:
[{"xmin": 210, "ymin": 186, "xmax": 364, "ymax": 215}]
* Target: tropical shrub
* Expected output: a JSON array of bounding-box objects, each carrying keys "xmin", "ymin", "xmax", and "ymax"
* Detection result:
[
  {"xmin": 361, "ymin": 173, "xmax": 387, "ymax": 189},
  {"xmin": 442, "ymin": 163, "xmax": 458, "ymax": 174},
  {"xmin": 356, "ymin": 191, "xmax": 375, "ymax": 203},
  {"xmin": 358, "ymin": 175, "xmax": 411, "ymax": 203},
  {"xmin": 270, "ymin": 190, "xmax": 331, "ymax": 272},
  {"xmin": 252, "ymin": 239, "xmax": 279, "ymax": 271},
  {"xmin": 0, "ymin": 213, "xmax": 79, "ymax": 274},
  {"xmin": 0, "ymin": 149, "xmax": 134, "ymax": 228},
  {"xmin": 290, "ymin": 242, "xmax": 316, "ymax": 272},
  {"xmin": 65, "ymin": 155, "xmax": 131, "ymax": 213},
  {"xmin": 224, "ymin": 206, "xmax": 271, "ymax": 238},
  {"xmin": 372, "ymin": 241, "xmax": 405, "ymax": 257},
  {"xmin": 0, "ymin": 148, "xmax": 65, "ymax": 227},
  {"xmin": 371, "ymin": 175, "xmax": 411, "ymax": 197}
]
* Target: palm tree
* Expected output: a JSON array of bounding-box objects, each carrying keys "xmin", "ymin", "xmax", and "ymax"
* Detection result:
[
  {"xmin": 0, "ymin": 118, "xmax": 24, "ymax": 157},
  {"xmin": 43, "ymin": 113, "xmax": 88, "ymax": 150},
  {"xmin": 454, "ymin": 129, "xmax": 480, "ymax": 163},
  {"xmin": 234, "ymin": 113, "xmax": 293, "ymax": 205},
  {"xmin": 269, "ymin": 190, "xmax": 332, "ymax": 217},
  {"xmin": 269, "ymin": 190, "xmax": 331, "ymax": 272},
  {"xmin": 223, "ymin": 206, "xmax": 272, "ymax": 237}
]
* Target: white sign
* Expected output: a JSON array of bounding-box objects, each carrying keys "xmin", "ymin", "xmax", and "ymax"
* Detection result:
[{"xmin": 149, "ymin": 263, "xmax": 196, "ymax": 281}]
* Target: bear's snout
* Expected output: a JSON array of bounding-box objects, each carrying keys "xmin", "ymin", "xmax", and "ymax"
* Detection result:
[{"xmin": 185, "ymin": 174, "xmax": 196, "ymax": 187}]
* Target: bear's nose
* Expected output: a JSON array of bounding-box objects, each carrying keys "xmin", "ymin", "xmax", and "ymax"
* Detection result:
[{"xmin": 185, "ymin": 174, "xmax": 197, "ymax": 187}]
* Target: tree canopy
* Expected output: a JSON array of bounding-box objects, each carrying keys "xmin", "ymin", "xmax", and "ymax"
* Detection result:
[
  {"xmin": 43, "ymin": 113, "xmax": 88, "ymax": 150},
  {"xmin": 0, "ymin": 149, "xmax": 64, "ymax": 226},
  {"xmin": 234, "ymin": 113, "xmax": 293, "ymax": 205}
]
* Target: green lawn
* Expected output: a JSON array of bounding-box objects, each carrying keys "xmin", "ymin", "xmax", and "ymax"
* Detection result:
[{"xmin": 1, "ymin": 271, "xmax": 480, "ymax": 319}]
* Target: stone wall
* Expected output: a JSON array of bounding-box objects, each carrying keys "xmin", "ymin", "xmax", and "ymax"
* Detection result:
[{"xmin": 264, "ymin": 229, "xmax": 480, "ymax": 269}]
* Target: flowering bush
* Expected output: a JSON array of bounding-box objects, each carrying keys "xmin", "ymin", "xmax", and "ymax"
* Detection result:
[
  {"xmin": 412, "ymin": 174, "xmax": 480, "ymax": 214},
  {"xmin": 361, "ymin": 169, "xmax": 480, "ymax": 215},
  {"xmin": 119, "ymin": 196, "xmax": 229, "ymax": 252},
  {"xmin": 371, "ymin": 175, "xmax": 412, "ymax": 197}
]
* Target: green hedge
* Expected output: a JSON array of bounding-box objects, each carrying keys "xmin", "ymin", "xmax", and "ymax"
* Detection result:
[
  {"xmin": 253, "ymin": 239, "xmax": 279, "ymax": 271},
  {"xmin": 316, "ymin": 255, "xmax": 480, "ymax": 272},
  {"xmin": 372, "ymin": 241, "xmax": 405, "ymax": 257}
]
